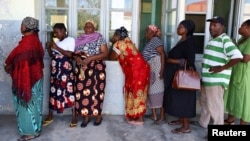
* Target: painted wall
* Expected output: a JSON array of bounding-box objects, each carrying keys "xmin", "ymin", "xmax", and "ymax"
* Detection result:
[
  {"xmin": 0, "ymin": 0, "xmax": 35, "ymax": 114},
  {"xmin": 0, "ymin": 0, "xmax": 126, "ymax": 115}
]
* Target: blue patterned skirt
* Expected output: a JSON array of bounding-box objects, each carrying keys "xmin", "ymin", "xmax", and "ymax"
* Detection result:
[{"xmin": 13, "ymin": 79, "xmax": 43, "ymax": 136}]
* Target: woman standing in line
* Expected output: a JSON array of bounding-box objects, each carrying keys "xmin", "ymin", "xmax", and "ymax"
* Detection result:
[
  {"xmin": 4, "ymin": 16, "xmax": 44, "ymax": 141},
  {"xmin": 142, "ymin": 25, "xmax": 165, "ymax": 124},
  {"xmin": 43, "ymin": 23, "xmax": 77, "ymax": 127},
  {"xmin": 109, "ymin": 26, "xmax": 150, "ymax": 125},
  {"xmin": 164, "ymin": 20, "xmax": 196, "ymax": 133},
  {"xmin": 73, "ymin": 20, "xmax": 108, "ymax": 127},
  {"xmin": 224, "ymin": 19, "xmax": 250, "ymax": 125}
]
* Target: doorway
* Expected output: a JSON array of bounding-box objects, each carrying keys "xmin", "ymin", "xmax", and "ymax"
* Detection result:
[{"xmin": 139, "ymin": 0, "xmax": 163, "ymax": 51}]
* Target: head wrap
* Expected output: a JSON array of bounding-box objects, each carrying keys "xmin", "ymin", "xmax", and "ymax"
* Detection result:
[
  {"xmin": 180, "ymin": 20, "xmax": 195, "ymax": 37},
  {"xmin": 114, "ymin": 26, "xmax": 128, "ymax": 40},
  {"xmin": 22, "ymin": 16, "xmax": 39, "ymax": 32},
  {"xmin": 75, "ymin": 20, "xmax": 101, "ymax": 49},
  {"xmin": 85, "ymin": 20, "xmax": 97, "ymax": 29},
  {"xmin": 147, "ymin": 25, "xmax": 161, "ymax": 37}
]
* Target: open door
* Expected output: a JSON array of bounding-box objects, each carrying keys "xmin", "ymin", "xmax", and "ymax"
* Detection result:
[{"xmin": 139, "ymin": 0, "xmax": 162, "ymax": 51}]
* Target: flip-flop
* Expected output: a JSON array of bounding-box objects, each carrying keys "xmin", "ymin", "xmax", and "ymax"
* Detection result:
[
  {"xmin": 130, "ymin": 121, "xmax": 144, "ymax": 125},
  {"xmin": 42, "ymin": 119, "xmax": 53, "ymax": 126},
  {"xmin": 126, "ymin": 119, "xmax": 135, "ymax": 125},
  {"xmin": 69, "ymin": 123, "xmax": 77, "ymax": 128},
  {"xmin": 171, "ymin": 128, "xmax": 191, "ymax": 134},
  {"xmin": 17, "ymin": 134, "xmax": 40, "ymax": 141},
  {"xmin": 168, "ymin": 120, "xmax": 181, "ymax": 125},
  {"xmin": 154, "ymin": 119, "xmax": 167, "ymax": 125}
]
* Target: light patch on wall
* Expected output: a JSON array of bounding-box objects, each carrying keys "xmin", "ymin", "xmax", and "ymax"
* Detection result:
[
  {"xmin": 142, "ymin": 2, "xmax": 152, "ymax": 13},
  {"xmin": 0, "ymin": 0, "xmax": 35, "ymax": 20}
]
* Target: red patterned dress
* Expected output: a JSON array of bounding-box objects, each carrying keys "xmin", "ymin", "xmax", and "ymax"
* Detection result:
[{"xmin": 113, "ymin": 37, "xmax": 150, "ymax": 119}]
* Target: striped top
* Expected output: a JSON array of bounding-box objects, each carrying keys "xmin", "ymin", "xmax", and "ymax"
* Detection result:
[
  {"xmin": 142, "ymin": 37, "xmax": 163, "ymax": 61},
  {"xmin": 202, "ymin": 33, "xmax": 243, "ymax": 88}
]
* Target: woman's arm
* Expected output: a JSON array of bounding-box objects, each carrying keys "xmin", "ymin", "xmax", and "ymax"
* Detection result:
[
  {"xmin": 45, "ymin": 42, "xmax": 53, "ymax": 57},
  {"xmin": 82, "ymin": 44, "xmax": 109, "ymax": 65},
  {"xmin": 50, "ymin": 42, "xmax": 74, "ymax": 58},
  {"xmin": 156, "ymin": 45, "xmax": 165, "ymax": 79},
  {"xmin": 109, "ymin": 50, "xmax": 119, "ymax": 60}
]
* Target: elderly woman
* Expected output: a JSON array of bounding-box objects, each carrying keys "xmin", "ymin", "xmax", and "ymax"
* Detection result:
[
  {"xmin": 72, "ymin": 20, "xmax": 108, "ymax": 127},
  {"xmin": 142, "ymin": 25, "xmax": 165, "ymax": 124},
  {"xmin": 4, "ymin": 17, "xmax": 44, "ymax": 141},
  {"xmin": 109, "ymin": 26, "xmax": 150, "ymax": 125}
]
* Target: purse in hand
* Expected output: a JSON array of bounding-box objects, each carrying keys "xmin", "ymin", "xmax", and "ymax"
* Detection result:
[{"xmin": 172, "ymin": 63, "xmax": 201, "ymax": 91}]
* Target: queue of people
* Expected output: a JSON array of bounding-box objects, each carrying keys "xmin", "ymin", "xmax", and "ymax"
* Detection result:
[{"xmin": 3, "ymin": 16, "xmax": 249, "ymax": 141}]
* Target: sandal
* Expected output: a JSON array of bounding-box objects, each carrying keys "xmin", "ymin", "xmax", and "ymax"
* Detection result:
[
  {"xmin": 69, "ymin": 123, "xmax": 77, "ymax": 128},
  {"xmin": 80, "ymin": 118, "xmax": 90, "ymax": 128},
  {"xmin": 171, "ymin": 128, "xmax": 191, "ymax": 134},
  {"xmin": 17, "ymin": 134, "xmax": 40, "ymax": 141},
  {"xmin": 126, "ymin": 119, "xmax": 135, "ymax": 125},
  {"xmin": 150, "ymin": 116, "xmax": 157, "ymax": 122},
  {"xmin": 154, "ymin": 119, "xmax": 167, "ymax": 125},
  {"xmin": 42, "ymin": 119, "xmax": 53, "ymax": 126},
  {"xmin": 145, "ymin": 115, "xmax": 157, "ymax": 121},
  {"xmin": 224, "ymin": 119, "xmax": 235, "ymax": 125},
  {"xmin": 130, "ymin": 121, "xmax": 144, "ymax": 125},
  {"xmin": 168, "ymin": 120, "xmax": 181, "ymax": 125},
  {"xmin": 93, "ymin": 117, "xmax": 103, "ymax": 126}
]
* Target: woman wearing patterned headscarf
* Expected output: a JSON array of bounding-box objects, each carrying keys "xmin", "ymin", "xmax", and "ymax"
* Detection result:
[
  {"xmin": 109, "ymin": 26, "xmax": 150, "ymax": 125},
  {"xmin": 164, "ymin": 20, "xmax": 196, "ymax": 133},
  {"xmin": 142, "ymin": 25, "xmax": 166, "ymax": 124},
  {"xmin": 72, "ymin": 20, "xmax": 108, "ymax": 127},
  {"xmin": 4, "ymin": 16, "xmax": 44, "ymax": 140}
]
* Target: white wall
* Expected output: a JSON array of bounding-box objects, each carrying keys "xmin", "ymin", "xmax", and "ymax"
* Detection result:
[
  {"xmin": 0, "ymin": 0, "xmax": 35, "ymax": 114},
  {"xmin": 0, "ymin": 0, "xmax": 35, "ymax": 20},
  {"xmin": 0, "ymin": 0, "xmax": 127, "ymax": 115}
]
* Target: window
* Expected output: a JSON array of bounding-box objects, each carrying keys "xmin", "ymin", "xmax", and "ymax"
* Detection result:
[
  {"xmin": 163, "ymin": 0, "xmax": 179, "ymax": 52},
  {"xmin": 43, "ymin": 0, "xmax": 139, "ymax": 50},
  {"xmin": 45, "ymin": 0, "xmax": 69, "ymax": 42},
  {"xmin": 77, "ymin": 0, "xmax": 101, "ymax": 34},
  {"xmin": 185, "ymin": 0, "xmax": 207, "ymax": 54},
  {"xmin": 243, "ymin": 0, "xmax": 250, "ymax": 21},
  {"xmin": 108, "ymin": 0, "xmax": 133, "ymax": 43}
]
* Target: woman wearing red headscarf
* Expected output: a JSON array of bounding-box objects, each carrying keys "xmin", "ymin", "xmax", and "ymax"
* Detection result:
[{"xmin": 142, "ymin": 25, "xmax": 165, "ymax": 124}]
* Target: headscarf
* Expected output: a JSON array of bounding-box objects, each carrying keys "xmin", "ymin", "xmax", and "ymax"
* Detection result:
[
  {"xmin": 75, "ymin": 20, "xmax": 101, "ymax": 49},
  {"xmin": 147, "ymin": 25, "xmax": 161, "ymax": 37},
  {"xmin": 22, "ymin": 16, "xmax": 39, "ymax": 32},
  {"xmin": 85, "ymin": 20, "xmax": 97, "ymax": 29},
  {"xmin": 180, "ymin": 20, "xmax": 195, "ymax": 37},
  {"xmin": 114, "ymin": 26, "xmax": 128, "ymax": 40}
]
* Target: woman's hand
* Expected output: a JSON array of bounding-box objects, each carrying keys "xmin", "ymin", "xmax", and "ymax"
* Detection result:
[
  {"xmin": 159, "ymin": 70, "xmax": 164, "ymax": 79},
  {"xmin": 50, "ymin": 42, "xmax": 58, "ymax": 50},
  {"xmin": 82, "ymin": 57, "xmax": 91, "ymax": 66},
  {"xmin": 74, "ymin": 55, "xmax": 83, "ymax": 66},
  {"xmin": 4, "ymin": 64, "xmax": 12, "ymax": 73},
  {"xmin": 45, "ymin": 42, "xmax": 52, "ymax": 50}
]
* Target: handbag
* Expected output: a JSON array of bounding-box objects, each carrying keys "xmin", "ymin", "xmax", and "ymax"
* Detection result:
[{"xmin": 172, "ymin": 63, "xmax": 201, "ymax": 91}]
